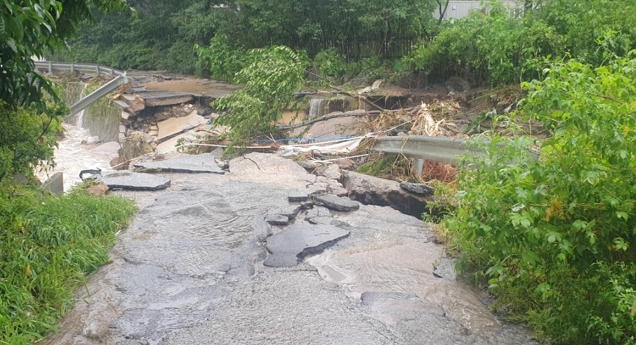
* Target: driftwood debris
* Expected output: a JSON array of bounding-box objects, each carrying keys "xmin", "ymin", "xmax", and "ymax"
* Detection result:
[{"xmin": 278, "ymin": 105, "xmax": 421, "ymax": 131}]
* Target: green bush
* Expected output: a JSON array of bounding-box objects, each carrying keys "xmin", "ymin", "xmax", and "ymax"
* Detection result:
[
  {"xmin": 0, "ymin": 182, "xmax": 136, "ymax": 344},
  {"xmin": 537, "ymin": 0, "xmax": 636, "ymax": 65},
  {"xmin": 442, "ymin": 54, "xmax": 636, "ymax": 344},
  {"xmin": 405, "ymin": 2, "xmax": 564, "ymax": 86},
  {"xmin": 212, "ymin": 46, "xmax": 305, "ymax": 153},
  {"xmin": 195, "ymin": 34, "xmax": 250, "ymax": 82},
  {"xmin": 0, "ymin": 102, "xmax": 64, "ymax": 181},
  {"xmin": 314, "ymin": 48, "xmax": 347, "ymax": 80}
]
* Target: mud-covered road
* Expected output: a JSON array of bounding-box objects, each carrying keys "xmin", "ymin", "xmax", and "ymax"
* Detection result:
[{"xmin": 43, "ymin": 153, "xmax": 538, "ymax": 345}]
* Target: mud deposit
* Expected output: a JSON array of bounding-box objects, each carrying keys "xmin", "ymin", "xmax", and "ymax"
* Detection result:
[{"xmin": 43, "ymin": 154, "xmax": 538, "ymax": 345}]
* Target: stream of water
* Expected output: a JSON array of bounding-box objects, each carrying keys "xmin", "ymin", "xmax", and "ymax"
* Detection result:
[{"xmin": 36, "ymin": 123, "xmax": 118, "ymax": 192}]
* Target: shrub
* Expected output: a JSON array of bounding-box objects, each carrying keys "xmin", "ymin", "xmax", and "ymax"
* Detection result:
[
  {"xmin": 0, "ymin": 102, "xmax": 63, "ymax": 181},
  {"xmin": 442, "ymin": 54, "xmax": 636, "ymax": 344},
  {"xmin": 405, "ymin": 1, "xmax": 564, "ymax": 86},
  {"xmin": 212, "ymin": 46, "xmax": 305, "ymax": 154},
  {"xmin": 195, "ymin": 34, "xmax": 249, "ymax": 82},
  {"xmin": 313, "ymin": 48, "xmax": 347, "ymax": 80}
]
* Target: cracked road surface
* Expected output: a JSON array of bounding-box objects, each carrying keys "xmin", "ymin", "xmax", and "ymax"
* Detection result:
[{"xmin": 43, "ymin": 153, "xmax": 538, "ymax": 345}]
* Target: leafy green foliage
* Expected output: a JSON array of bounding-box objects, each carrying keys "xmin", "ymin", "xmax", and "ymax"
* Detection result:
[
  {"xmin": 194, "ymin": 34, "xmax": 249, "ymax": 82},
  {"xmin": 0, "ymin": 100, "xmax": 64, "ymax": 181},
  {"xmin": 405, "ymin": 2, "xmax": 564, "ymax": 85},
  {"xmin": 442, "ymin": 54, "xmax": 636, "ymax": 344},
  {"xmin": 0, "ymin": 181, "xmax": 136, "ymax": 344},
  {"xmin": 212, "ymin": 46, "xmax": 304, "ymax": 153},
  {"xmin": 0, "ymin": 0, "xmax": 128, "ymax": 110},
  {"xmin": 535, "ymin": 0, "xmax": 636, "ymax": 66},
  {"xmin": 61, "ymin": 0, "xmax": 438, "ymax": 74},
  {"xmin": 313, "ymin": 48, "xmax": 349, "ymax": 82}
]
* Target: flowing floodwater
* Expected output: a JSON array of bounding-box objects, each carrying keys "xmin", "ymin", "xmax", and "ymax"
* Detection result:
[
  {"xmin": 36, "ymin": 123, "xmax": 118, "ymax": 191},
  {"xmin": 43, "ymin": 152, "xmax": 538, "ymax": 345}
]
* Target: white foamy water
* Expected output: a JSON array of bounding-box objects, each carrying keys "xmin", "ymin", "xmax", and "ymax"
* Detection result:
[{"xmin": 36, "ymin": 123, "xmax": 118, "ymax": 192}]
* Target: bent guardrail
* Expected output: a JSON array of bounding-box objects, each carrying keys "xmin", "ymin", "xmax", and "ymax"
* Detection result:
[
  {"xmin": 32, "ymin": 61, "xmax": 129, "ymax": 117},
  {"xmin": 34, "ymin": 61, "xmax": 125, "ymax": 76},
  {"xmin": 68, "ymin": 73, "xmax": 128, "ymax": 116}
]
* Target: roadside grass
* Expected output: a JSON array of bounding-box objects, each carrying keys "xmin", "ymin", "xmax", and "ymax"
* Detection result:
[{"xmin": 0, "ymin": 181, "xmax": 136, "ymax": 345}]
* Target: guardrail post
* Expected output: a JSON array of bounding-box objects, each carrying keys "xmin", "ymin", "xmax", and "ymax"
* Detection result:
[
  {"xmin": 96, "ymin": 66, "xmax": 101, "ymax": 75},
  {"xmin": 70, "ymin": 64, "xmax": 74, "ymax": 73},
  {"xmin": 48, "ymin": 62, "xmax": 52, "ymax": 74},
  {"xmin": 414, "ymin": 158, "xmax": 424, "ymax": 175}
]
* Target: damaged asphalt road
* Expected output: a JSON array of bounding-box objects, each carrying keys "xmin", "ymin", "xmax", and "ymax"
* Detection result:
[{"xmin": 43, "ymin": 153, "xmax": 538, "ymax": 345}]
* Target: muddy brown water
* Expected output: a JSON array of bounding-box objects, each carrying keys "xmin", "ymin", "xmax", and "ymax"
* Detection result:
[{"xmin": 41, "ymin": 150, "xmax": 539, "ymax": 345}]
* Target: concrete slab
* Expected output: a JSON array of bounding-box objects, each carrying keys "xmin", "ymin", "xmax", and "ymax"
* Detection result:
[
  {"xmin": 133, "ymin": 153, "xmax": 224, "ymax": 174},
  {"xmin": 264, "ymin": 224, "xmax": 350, "ymax": 267},
  {"xmin": 157, "ymin": 110, "xmax": 206, "ymax": 143},
  {"xmin": 312, "ymin": 194, "xmax": 360, "ymax": 212},
  {"xmin": 41, "ymin": 172, "xmax": 63, "ymax": 195},
  {"xmin": 99, "ymin": 171, "xmax": 170, "ymax": 191}
]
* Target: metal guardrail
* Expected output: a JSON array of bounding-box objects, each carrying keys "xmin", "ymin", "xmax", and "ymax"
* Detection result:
[
  {"xmin": 373, "ymin": 135, "xmax": 487, "ymax": 165},
  {"xmin": 32, "ymin": 61, "xmax": 129, "ymax": 116},
  {"xmin": 68, "ymin": 73, "xmax": 128, "ymax": 116},
  {"xmin": 34, "ymin": 61, "xmax": 125, "ymax": 76}
]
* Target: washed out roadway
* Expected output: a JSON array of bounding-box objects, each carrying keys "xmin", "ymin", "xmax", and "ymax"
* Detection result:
[{"xmin": 43, "ymin": 153, "xmax": 538, "ymax": 345}]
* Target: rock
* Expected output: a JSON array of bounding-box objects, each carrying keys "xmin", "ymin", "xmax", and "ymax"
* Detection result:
[
  {"xmin": 343, "ymin": 171, "xmax": 431, "ymax": 219},
  {"xmin": 335, "ymin": 159, "xmax": 354, "ymax": 170},
  {"xmin": 328, "ymin": 184, "xmax": 349, "ymax": 197},
  {"xmin": 321, "ymin": 164, "xmax": 342, "ymax": 180},
  {"xmin": 288, "ymin": 189, "xmax": 310, "ymax": 202},
  {"xmin": 296, "ymin": 160, "xmax": 318, "ymax": 171},
  {"xmin": 119, "ymin": 132, "xmax": 154, "ymax": 164},
  {"xmin": 251, "ymin": 217, "xmax": 273, "ymax": 242},
  {"xmin": 266, "ymin": 214, "xmax": 289, "ymax": 226},
  {"xmin": 85, "ymin": 181, "xmax": 109, "ymax": 197},
  {"xmin": 130, "ymin": 95, "xmax": 145, "ymax": 114},
  {"xmin": 400, "ymin": 182, "xmax": 435, "ymax": 197},
  {"xmin": 41, "ymin": 172, "xmax": 63, "ymax": 195},
  {"xmin": 299, "ymin": 201, "xmax": 314, "ymax": 209},
  {"xmin": 264, "ymin": 224, "xmax": 350, "ymax": 267},
  {"xmin": 304, "ymin": 206, "xmax": 332, "ymax": 220},
  {"xmin": 312, "ymin": 194, "xmax": 359, "ymax": 212},
  {"xmin": 98, "ymin": 171, "xmax": 171, "ymax": 191},
  {"xmin": 133, "ymin": 153, "xmax": 224, "ymax": 174},
  {"xmin": 210, "ymin": 147, "xmax": 225, "ymax": 159},
  {"xmin": 268, "ymin": 205, "xmax": 302, "ymax": 220},
  {"xmin": 157, "ymin": 110, "xmax": 206, "ymax": 143},
  {"xmin": 110, "ymin": 157, "xmax": 125, "ymax": 170},
  {"xmin": 432, "ymin": 257, "xmax": 456, "ymax": 282}
]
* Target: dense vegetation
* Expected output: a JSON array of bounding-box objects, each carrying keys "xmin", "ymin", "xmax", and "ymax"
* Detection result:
[
  {"xmin": 21, "ymin": 0, "xmax": 636, "ymax": 343},
  {"xmin": 0, "ymin": 182, "xmax": 136, "ymax": 344},
  {"xmin": 1, "ymin": 0, "xmax": 137, "ymax": 343},
  {"xmin": 441, "ymin": 53, "xmax": 636, "ymax": 344},
  {"xmin": 54, "ymin": 0, "xmax": 439, "ymax": 75}
]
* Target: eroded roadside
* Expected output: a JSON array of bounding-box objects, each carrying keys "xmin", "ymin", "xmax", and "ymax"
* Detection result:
[{"xmin": 43, "ymin": 153, "xmax": 538, "ymax": 345}]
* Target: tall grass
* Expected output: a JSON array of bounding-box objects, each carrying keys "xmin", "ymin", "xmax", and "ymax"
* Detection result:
[{"xmin": 0, "ymin": 181, "xmax": 136, "ymax": 344}]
